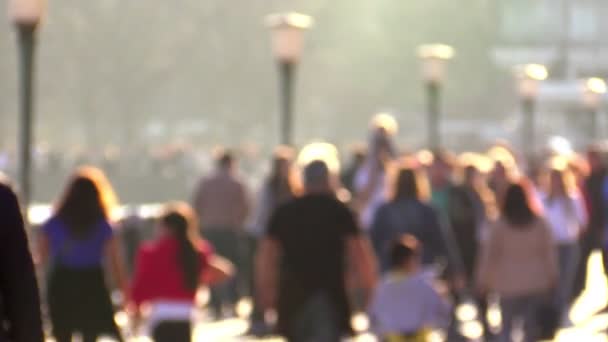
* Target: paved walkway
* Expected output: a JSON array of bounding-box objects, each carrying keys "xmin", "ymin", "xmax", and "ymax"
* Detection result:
[{"xmin": 82, "ymin": 252, "xmax": 608, "ymax": 341}]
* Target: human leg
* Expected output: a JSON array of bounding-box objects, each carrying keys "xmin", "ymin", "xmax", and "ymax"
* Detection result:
[{"xmin": 152, "ymin": 321, "xmax": 192, "ymax": 342}]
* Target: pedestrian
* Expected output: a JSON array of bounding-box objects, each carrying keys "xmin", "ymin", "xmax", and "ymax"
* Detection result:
[
  {"xmin": 256, "ymin": 160, "xmax": 378, "ymax": 341},
  {"xmin": 0, "ymin": 178, "xmax": 44, "ymax": 342},
  {"xmin": 541, "ymin": 165, "xmax": 587, "ymax": 321},
  {"xmin": 354, "ymin": 114, "xmax": 398, "ymax": 231},
  {"xmin": 129, "ymin": 203, "xmax": 233, "ymax": 342},
  {"xmin": 192, "ymin": 149, "xmax": 250, "ymax": 318},
  {"xmin": 369, "ymin": 235, "xmax": 450, "ymax": 341},
  {"xmin": 38, "ymin": 166, "xmax": 127, "ymax": 342},
  {"xmin": 476, "ymin": 180, "xmax": 558, "ymax": 342},
  {"xmin": 248, "ymin": 146, "xmax": 298, "ymax": 336},
  {"xmin": 487, "ymin": 148, "xmax": 518, "ymax": 208},
  {"xmin": 340, "ymin": 144, "xmax": 366, "ymax": 195},
  {"xmin": 573, "ymin": 146, "xmax": 606, "ymax": 302},
  {"xmin": 370, "ymin": 165, "xmax": 447, "ymax": 273}
]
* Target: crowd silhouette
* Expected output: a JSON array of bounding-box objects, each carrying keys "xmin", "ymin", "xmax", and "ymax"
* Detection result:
[{"xmin": 1, "ymin": 114, "xmax": 608, "ymax": 342}]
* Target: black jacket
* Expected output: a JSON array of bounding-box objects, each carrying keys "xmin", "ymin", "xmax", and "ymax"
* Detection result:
[{"xmin": 0, "ymin": 183, "xmax": 43, "ymax": 342}]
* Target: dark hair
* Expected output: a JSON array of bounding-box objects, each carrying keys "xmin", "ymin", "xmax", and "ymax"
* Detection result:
[
  {"xmin": 389, "ymin": 235, "xmax": 421, "ymax": 269},
  {"xmin": 216, "ymin": 149, "xmax": 234, "ymax": 168},
  {"xmin": 502, "ymin": 180, "xmax": 540, "ymax": 227},
  {"xmin": 160, "ymin": 203, "xmax": 201, "ymax": 291},
  {"xmin": 304, "ymin": 160, "xmax": 330, "ymax": 187},
  {"xmin": 55, "ymin": 167, "xmax": 116, "ymax": 239},
  {"xmin": 268, "ymin": 146, "xmax": 295, "ymax": 198},
  {"xmin": 392, "ymin": 167, "xmax": 430, "ymax": 202}
]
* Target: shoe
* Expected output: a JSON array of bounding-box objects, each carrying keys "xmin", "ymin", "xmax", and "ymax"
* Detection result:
[{"xmin": 247, "ymin": 320, "xmax": 271, "ymax": 337}]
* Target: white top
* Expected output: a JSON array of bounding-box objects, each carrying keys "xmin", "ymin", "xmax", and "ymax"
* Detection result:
[
  {"xmin": 369, "ymin": 271, "xmax": 450, "ymax": 335},
  {"xmin": 354, "ymin": 163, "xmax": 388, "ymax": 231},
  {"xmin": 542, "ymin": 192, "xmax": 588, "ymax": 244}
]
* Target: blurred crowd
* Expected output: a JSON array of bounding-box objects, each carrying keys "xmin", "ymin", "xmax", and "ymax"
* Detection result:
[{"xmin": 2, "ymin": 113, "xmax": 608, "ymax": 342}]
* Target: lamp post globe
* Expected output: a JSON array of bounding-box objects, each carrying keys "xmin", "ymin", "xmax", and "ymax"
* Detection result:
[
  {"xmin": 265, "ymin": 13, "xmax": 313, "ymax": 146},
  {"xmin": 417, "ymin": 44, "xmax": 454, "ymax": 150},
  {"xmin": 8, "ymin": 0, "xmax": 45, "ymax": 219}
]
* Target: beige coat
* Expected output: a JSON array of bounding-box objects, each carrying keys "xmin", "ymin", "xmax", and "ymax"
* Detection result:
[{"xmin": 476, "ymin": 218, "xmax": 558, "ymax": 297}]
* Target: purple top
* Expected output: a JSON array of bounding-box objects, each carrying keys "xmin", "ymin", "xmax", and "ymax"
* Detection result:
[{"xmin": 43, "ymin": 216, "xmax": 113, "ymax": 268}]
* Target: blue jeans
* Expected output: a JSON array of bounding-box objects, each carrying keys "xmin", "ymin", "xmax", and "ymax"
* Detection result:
[{"xmin": 556, "ymin": 243, "xmax": 579, "ymax": 316}]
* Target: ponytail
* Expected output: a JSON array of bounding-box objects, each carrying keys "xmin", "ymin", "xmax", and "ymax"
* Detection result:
[{"xmin": 161, "ymin": 209, "xmax": 201, "ymax": 291}]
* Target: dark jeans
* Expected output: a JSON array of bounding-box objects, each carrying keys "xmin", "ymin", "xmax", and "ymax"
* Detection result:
[
  {"xmin": 204, "ymin": 228, "xmax": 252, "ymax": 317},
  {"xmin": 152, "ymin": 321, "xmax": 191, "ymax": 342},
  {"xmin": 500, "ymin": 293, "xmax": 545, "ymax": 342},
  {"xmin": 556, "ymin": 243, "xmax": 579, "ymax": 315},
  {"xmin": 285, "ymin": 293, "xmax": 341, "ymax": 342}
]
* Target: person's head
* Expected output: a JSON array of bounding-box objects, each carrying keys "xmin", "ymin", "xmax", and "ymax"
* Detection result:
[
  {"xmin": 502, "ymin": 180, "xmax": 541, "ymax": 227},
  {"xmin": 429, "ymin": 150, "xmax": 455, "ymax": 189},
  {"xmin": 587, "ymin": 146, "xmax": 605, "ymax": 173},
  {"xmin": 215, "ymin": 148, "xmax": 235, "ymax": 171},
  {"xmin": 303, "ymin": 160, "xmax": 332, "ymax": 194},
  {"xmin": 271, "ymin": 146, "xmax": 294, "ymax": 180},
  {"xmin": 391, "ymin": 166, "xmax": 430, "ymax": 202},
  {"xmin": 463, "ymin": 165, "xmax": 480, "ymax": 187},
  {"xmin": 350, "ymin": 144, "xmax": 367, "ymax": 167},
  {"xmin": 389, "ymin": 235, "xmax": 422, "ymax": 272},
  {"xmin": 56, "ymin": 166, "xmax": 117, "ymax": 239},
  {"xmin": 159, "ymin": 202, "xmax": 201, "ymax": 291}
]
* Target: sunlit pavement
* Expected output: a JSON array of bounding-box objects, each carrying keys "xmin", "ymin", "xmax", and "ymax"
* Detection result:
[
  {"xmin": 47, "ymin": 252, "xmax": 608, "ymax": 341},
  {"xmin": 190, "ymin": 252, "xmax": 608, "ymax": 341}
]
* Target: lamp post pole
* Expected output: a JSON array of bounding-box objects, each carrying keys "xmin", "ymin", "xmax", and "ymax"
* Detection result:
[
  {"xmin": 589, "ymin": 107, "xmax": 599, "ymax": 142},
  {"xmin": 583, "ymin": 78, "xmax": 607, "ymax": 144},
  {"xmin": 521, "ymin": 96, "xmax": 536, "ymax": 159},
  {"xmin": 10, "ymin": 0, "xmax": 43, "ymax": 219},
  {"xmin": 278, "ymin": 61, "xmax": 295, "ymax": 146},
  {"xmin": 417, "ymin": 44, "xmax": 454, "ymax": 151},
  {"xmin": 426, "ymin": 81, "xmax": 440, "ymax": 150},
  {"xmin": 16, "ymin": 23, "xmax": 36, "ymax": 214}
]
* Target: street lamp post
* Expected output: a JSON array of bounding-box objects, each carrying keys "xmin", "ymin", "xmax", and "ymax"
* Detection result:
[
  {"xmin": 266, "ymin": 13, "xmax": 312, "ymax": 146},
  {"xmin": 582, "ymin": 77, "xmax": 607, "ymax": 142},
  {"xmin": 515, "ymin": 63, "xmax": 548, "ymax": 161},
  {"xmin": 417, "ymin": 44, "xmax": 454, "ymax": 151},
  {"xmin": 8, "ymin": 0, "xmax": 44, "ymax": 217}
]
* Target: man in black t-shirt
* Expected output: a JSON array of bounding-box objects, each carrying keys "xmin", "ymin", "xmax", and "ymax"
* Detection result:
[{"xmin": 256, "ymin": 160, "xmax": 377, "ymax": 341}]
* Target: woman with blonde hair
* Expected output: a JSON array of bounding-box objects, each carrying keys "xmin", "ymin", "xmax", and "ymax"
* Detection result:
[{"xmin": 39, "ymin": 166, "xmax": 127, "ymax": 342}]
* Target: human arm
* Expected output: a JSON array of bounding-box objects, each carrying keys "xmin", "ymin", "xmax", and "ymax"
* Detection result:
[
  {"xmin": 106, "ymin": 235, "xmax": 129, "ymax": 302},
  {"xmin": 347, "ymin": 235, "xmax": 378, "ymax": 307},
  {"xmin": 369, "ymin": 205, "xmax": 390, "ymax": 270},
  {"xmin": 475, "ymin": 224, "xmax": 500, "ymax": 295},
  {"xmin": 236, "ymin": 182, "xmax": 252, "ymax": 227},
  {"xmin": 203, "ymin": 254, "xmax": 234, "ymax": 286},
  {"xmin": 539, "ymin": 220, "xmax": 559, "ymax": 288},
  {"xmin": 0, "ymin": 184, "xmax": 44, "ymax": 342},
  {"xmin": 573, "ymin": 193, "xmax": 589, "ymax": 234},
  {"xmin": 255, "ymin": 237, "xmax": 281, "ymax": 311}
]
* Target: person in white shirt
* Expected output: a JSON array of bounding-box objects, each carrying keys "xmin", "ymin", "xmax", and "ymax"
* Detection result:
[
  {"xmin": 354, "ymin": 114, "xmax": 397, "ymax": 231},
  {"xmin": 542, "ymin": 166, "xmax": 588, "ymax": 321},
  {"xmin": 369, "ymin": 235, "xmax": 450, "ymax": 340}
]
